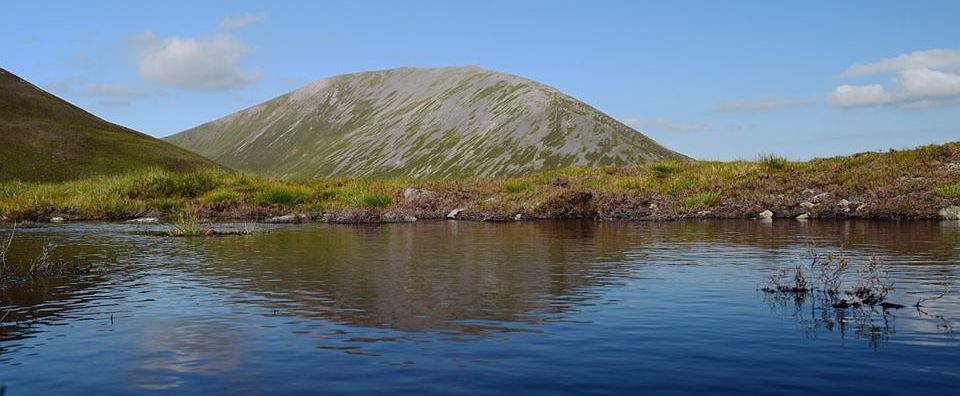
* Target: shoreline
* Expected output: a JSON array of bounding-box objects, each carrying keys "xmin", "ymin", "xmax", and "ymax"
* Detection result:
[{"xmin": 2, "ymin": 142, "xmax": 959, "ymax": 225}]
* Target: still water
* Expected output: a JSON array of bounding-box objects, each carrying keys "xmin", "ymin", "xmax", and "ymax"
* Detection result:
[{"xmin": 1, "ymin": 220, "xmax": 958, "ymax": 395}]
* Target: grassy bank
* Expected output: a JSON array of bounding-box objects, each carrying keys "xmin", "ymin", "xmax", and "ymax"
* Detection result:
[{"xmin": 1, "ymin": 142, "xmax": 959, "ymax": 223}]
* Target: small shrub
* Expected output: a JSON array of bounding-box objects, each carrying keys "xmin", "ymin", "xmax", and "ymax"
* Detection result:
[
  {"xmin": 255, "ymin": 185, "xmax": 307, "ymax": 206},
  {"xmin": 681, "ymin": 191, "xmax": 721, "ymax": 209},
  {"xmin": 360, "ymin": 193, "xmax": 392, "ymax": 208},
  {"xmin": 933, "ymin": 183, "xmax": 960, "ymax": 198},
  {"xmin": 503, "ymin": 182, "xmax": 532, "ymax": 194},
  {"xmin": 758, "ymin": 154, "xmax": 788, "ymax": 171}
]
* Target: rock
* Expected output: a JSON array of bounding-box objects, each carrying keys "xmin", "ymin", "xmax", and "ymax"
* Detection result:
[
  {"xmin": 446, "ymin": 208, "xmax": 464, "ymax": 219},
  {"xmin": 266, "ymin": 214, "xmax": 300, "ymax": 223},
  {"xmin": 811, "ymin": 192, "xmax": 831, "ymax": 202},
  {"xmin": 648, "ymin": 203, "xmax": 658, "ymax": 210},
  {"xmin": 795, "ymin": 213, "xmax": 810, "ymax": 221},
  {"xmin": 50, "ymin": 216, "xmax": 66, "ymax": 223},
  {"xmin": 127, "ymin": 217, "xmax": 159, "ymax": 224},
  {"xmin": 514, "ymin": 213, "xmax": 523, "ymax": 221},
  {"xmin": 402, "ymin": 215, "xmax": 418, "ymax": 222},
  {"xmin": 402, "ymin": 187, "xmax": 433, "ymax": 200},
  {"xmin": 939, "ymin": 206, "xmax": 960, "ymax": 220},
  {"xmin": 697, "ymin": 210, "xmax": 712, "ymax": 217},
  {"xmin": 800, "ymin": 201, "xmax": 815, "ymax": 210},
  {"xmin": 758, "ymin": 210, "xmax": 774, "ymax": 220},
  {"xmin": 837, "ymin": 199, "xmax": 852, "ymax": 213}
]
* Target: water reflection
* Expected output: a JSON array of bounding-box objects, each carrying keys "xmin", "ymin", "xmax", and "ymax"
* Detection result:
[{"xmin": 0, "ymin": 220, "xmax": 957, "ymax": 394}]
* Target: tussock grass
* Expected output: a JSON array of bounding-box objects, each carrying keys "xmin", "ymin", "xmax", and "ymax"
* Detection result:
[
  {"xmin": 758, "ymin": 154, "xmax": 788, "ymax": 171},
  {"xmin": 0, "ymin": 142, "xmax": 958, "ymax": 222},
  {"xmin": 681, "ymin": 191, "xmax": 721, "ymax": 210}
]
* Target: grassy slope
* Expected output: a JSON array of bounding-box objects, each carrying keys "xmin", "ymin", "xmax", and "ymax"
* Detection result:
[
  {"xmin": 165, "ymin": 67, "xmax": 685, "ymax": 179},
  {"xmin": 0, "ymin": 68, "xmax": 218, "ymax": 182},
  {"xmin": 1, "ymin": 142, "xmax": 958, "ymax": 222}
]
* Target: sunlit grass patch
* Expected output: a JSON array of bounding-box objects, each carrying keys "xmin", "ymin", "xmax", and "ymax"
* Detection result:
[
  {"xmin": 680, "ymin": 191, "xmax": 721, "ymax": 209},
  {"xmin": 254, "ymin": 185, "xmax": 309, "ymax": 206},
  {"xmin": 502, "ymin": 181, "xmax": 532, "ymax": 194},
  {"xmin": 933, "ymin": 183, "xmax": 960, "ymax": 198}
]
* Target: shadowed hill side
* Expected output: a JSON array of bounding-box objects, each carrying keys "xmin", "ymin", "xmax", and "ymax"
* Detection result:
[
  {"xmin": 165, "ymin": 66, "xmax": 686, "ymax": 179},
  {"xmin": 0, "ymin": 67, "xmax": 218, "ymax": 182}
]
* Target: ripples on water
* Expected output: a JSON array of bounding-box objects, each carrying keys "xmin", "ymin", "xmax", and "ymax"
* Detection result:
[{"xmin": 0, "ymin": 220, "xmax": 958, "ymax": 394}]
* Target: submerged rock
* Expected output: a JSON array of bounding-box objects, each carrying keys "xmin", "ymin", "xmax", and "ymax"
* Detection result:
[
  {"xmin": 266, "ymin": 214, "xmax": 304, "ymax": 223},
  {"xmin": 758, "ymin": 210, "xmax": 774, "ymax": 220},
  {"xmin": 127, "ymin": 217, "xmax": 159, "ymax": 224},
  {"xmin": 447, "ymin": 208, "xmax": 464, "ymax": 219},
  {"xmin": 939, "ymin": 206, "xmax": 960, "ymax": 220}
]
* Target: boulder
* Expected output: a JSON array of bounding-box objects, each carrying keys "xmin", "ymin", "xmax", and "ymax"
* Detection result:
[
  {"xmin": 758, "ymin": 210, "xmax": 774, "ymax": 220},
  {"xmin": 127, "ymin": 217, "xmax": 159, "ymax": 224},
  {"xmin": 800, "ymin": 201, "xmax": 815, "ymax": 210},
  {"xmin": 939, "ymin": 206, "xmax": 960, "ymax": 220},
  {"xmin": 402, "ymin": 215, "xmax": 418, "ymax": 223},
  {"xmin": 447, "ymin": 208, "xmax": 464, "ymax": 219},
  {"xmin": 795, "ymin": 213, "xmax": 810, "ymax": 221},
  {"xmin": 402, "ymin": 187, "xmax": 433, "ymax": 200},
  {"xmin": 837, "ymin": 199, "xmax": 852, "ymax": 213}
]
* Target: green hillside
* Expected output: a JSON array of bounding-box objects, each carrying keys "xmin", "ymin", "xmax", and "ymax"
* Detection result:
[
  {"xmin": 0, "ymin": 67, "xmax": 218, "ymax": 182},
  {"xmin": 166, "ymin": 66, "xmax": 686, "ymax": 179}
]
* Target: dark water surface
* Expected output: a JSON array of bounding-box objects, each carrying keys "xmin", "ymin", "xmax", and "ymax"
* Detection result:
[{"xmin": 1, "ymin": 220, "xmax": 958, "ymax": 395}]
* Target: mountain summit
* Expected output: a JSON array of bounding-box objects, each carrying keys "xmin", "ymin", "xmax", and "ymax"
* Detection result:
[
  {"xmin": 166, "ymin": 66, "xmax": 685, "ymax": 178},
  {"xmin": 0, "ymin": 67, "xmax": 216, "ymax": 182}
]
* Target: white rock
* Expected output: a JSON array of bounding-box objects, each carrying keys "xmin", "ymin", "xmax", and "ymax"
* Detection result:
[
  {"xmin": 266, "ymin": 214, "xmax": 299, "ymax": 223},
  {"xmin": 403, "ymin": 215, "xmax": 418, "ymax": 222},
  {"xmin": 50, "ymin": 216, "xmax": 66, "ymax": 223},
  {"xmin": 811, "ymin": 192, "xmax": 831, "ymax": 202},
  {"xmin": 514, "ymin": 213, "xmax": 523, "ymax": 221},
  {"xmin": 127, "ymin": 217, "xmax": 159, "ymax": 224},
  {"xmin": 446, "ymin": 208, "xmax": 464, "ymax": 219},
  {"xmin": 402, "ymin": 187, "xmax": 433, "ymax": 200},
  {"xmin": 939, "ymin": 206, "xmax": 960, "ymax": 220},
  {"xmin": 800, "ymin": 201, "xmax": 815, "ymax": 209},
  {"xmin": 795, "ymin": 213, "xmax": 810, "ymax": 221},
  {"xmin": 758, "ymin": 210, "xmax": 774, "ymax": 220}
]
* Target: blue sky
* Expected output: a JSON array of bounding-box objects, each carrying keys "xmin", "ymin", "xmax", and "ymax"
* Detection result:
[{"xmin": 3, "ymin": 0, "xmax": 959, "ymax": 160}]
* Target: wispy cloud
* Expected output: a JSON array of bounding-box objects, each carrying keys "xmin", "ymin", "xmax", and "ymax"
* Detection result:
[
  {"xmin": 624, "ymin": 117, "xmax": 711, "ymax": 133},
  {"xmin": 712, "ymin": 98, "xmax": 809, "ymax": 113},
  {"xmin": 217, "ymin": 13, "xmax": 266, "ymax": 31},
  {"xmin": 837, "ymin": 49, "xmax": 960, "ymax": 79},
  {"xmin": 828, "ymin": 49, "xmax": 960, "ymax": 108},
  {"xmin": 130, "ymin": 14, "xmax": 263, "ymax": 91}
]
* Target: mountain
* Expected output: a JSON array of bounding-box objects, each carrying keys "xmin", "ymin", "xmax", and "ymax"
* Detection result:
[
  {"xmin": 0, "ymin": 68, "xmax": 217, "ymax": 182},
  {"xmin": 165, "ymin": 66, "xmax": 686, "ymax": 179}
]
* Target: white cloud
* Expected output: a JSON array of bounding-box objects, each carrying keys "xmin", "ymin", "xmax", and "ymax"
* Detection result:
[
  {"xmin": 827, "ymin": 68, "xmax": 960, "ymax": 108},
  {"xmin": 217, "ymin": 13, "xmax": 265, "ymax": 30},
  {"xmin": 712, "ymin": 98, "xmax": 809, "ymax": 113},
  {"xmin": 838, "ymin": 49, "xmax": 960, "ymax": 79},
  {"xmin": 624, "ymin": 117, "xmax": 710, "ymax": 133},
  {"xmin": 131, "ymin": 14, "xmax": 263, "ymax": 91},
  {"xmin": 828, "ymin": 49, "xmax": 960, "ymax": 108}
]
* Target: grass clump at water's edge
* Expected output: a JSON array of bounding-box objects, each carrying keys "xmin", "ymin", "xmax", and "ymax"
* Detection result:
[{"xmin": 0, "ymin": 142, "xmax": 958, "ymax": 223}]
